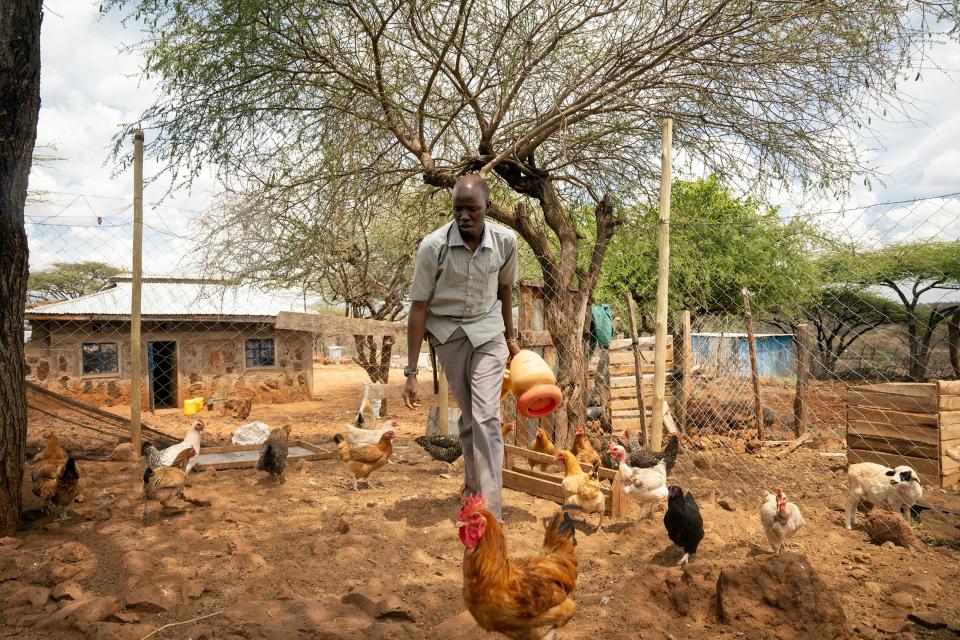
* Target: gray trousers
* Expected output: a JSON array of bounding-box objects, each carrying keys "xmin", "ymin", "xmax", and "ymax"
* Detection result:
[{"xmin": 433, "ymin": 328, "xmax": 508, "ymax": 520}]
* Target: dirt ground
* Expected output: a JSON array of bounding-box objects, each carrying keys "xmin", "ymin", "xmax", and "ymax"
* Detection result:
[{"xmin": 6, "ymin": 363, "xmax": 960, "ymax": 640}]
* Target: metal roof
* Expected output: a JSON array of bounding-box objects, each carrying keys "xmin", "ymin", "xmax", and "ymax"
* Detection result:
[{"xmin": 25, "ymin": 276, "xmax": 315, "ymax": 321}]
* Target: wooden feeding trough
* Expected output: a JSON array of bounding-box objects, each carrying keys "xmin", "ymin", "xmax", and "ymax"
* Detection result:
[
  {"xmin": 502, "ymin": 444, "xmax": 632, "ymax": 517},
  {"xmin": 193, "ymin": 440, "xmax": 335, "ymax": 471},
  {"xmin": 846, "ymin": 381, "xmax": 960, "ymax": 488}
]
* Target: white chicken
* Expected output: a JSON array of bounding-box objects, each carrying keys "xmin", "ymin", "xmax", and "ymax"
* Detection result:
[
  {"xmin": 759, "ymin": 488, "xmax": 805, "ymax": 554},
  {"xmin": 346, "ymin": 418, "xmax": 400, "ymax": 448},
  {"xmin": 157, "ymin": 419, "xmax": 205, "ymax": 476},
  {"xmin": 609, "ymin": 444, "xmax": 668, "ymax": 518}
]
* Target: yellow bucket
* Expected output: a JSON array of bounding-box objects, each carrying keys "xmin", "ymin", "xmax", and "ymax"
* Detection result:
[{"xmin": 183, "ymin": 396, "xmax": 204, "ymax": 416}]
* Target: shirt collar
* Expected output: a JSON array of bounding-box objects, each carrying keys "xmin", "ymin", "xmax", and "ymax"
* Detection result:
[{"xmin": 447, "ymin": 220, "xmax": 492, "ymax": 250}]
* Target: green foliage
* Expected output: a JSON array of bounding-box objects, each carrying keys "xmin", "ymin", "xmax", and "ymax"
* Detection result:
[
  {"xmin": 594, "ymin": 177, "xmax": 822, "ymax": 324},
  {"xmin": 28, "ymin": 262, "xmax": 123, "ymax": 302}
]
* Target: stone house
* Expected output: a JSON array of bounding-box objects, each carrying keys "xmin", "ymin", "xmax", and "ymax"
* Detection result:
[{"xmin": 24, "ymin": 275, "xmax": 315, "ymax": 408}]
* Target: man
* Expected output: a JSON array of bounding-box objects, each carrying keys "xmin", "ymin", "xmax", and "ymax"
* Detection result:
[{"xmin": 403, "ymin": 174, "xmax": 519, "ymax": 521}]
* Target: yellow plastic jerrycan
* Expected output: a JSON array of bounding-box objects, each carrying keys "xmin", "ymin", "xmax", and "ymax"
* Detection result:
[
  {"xmin": 502, "ymin": 350, "xmax": 563, "ymax": 418},
  {"xmin": 183, "ymin": 396, "xmax": 205, "ymax": 416}
]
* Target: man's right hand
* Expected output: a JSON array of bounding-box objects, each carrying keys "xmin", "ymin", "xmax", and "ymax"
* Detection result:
[{"xmin": 402, "ymin": 375, "xmax": 421, "ymax": 409}]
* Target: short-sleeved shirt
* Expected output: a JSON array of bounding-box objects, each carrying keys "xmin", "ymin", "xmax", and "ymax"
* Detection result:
[{"xmin": 409, "ymin": 220, "xmax": 518, "ymax": 347}]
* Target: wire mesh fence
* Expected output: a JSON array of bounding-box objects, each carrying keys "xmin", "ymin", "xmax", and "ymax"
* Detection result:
[{"xmin": 23, "ymin": 188, "xmax": 960, "ymax": 544}]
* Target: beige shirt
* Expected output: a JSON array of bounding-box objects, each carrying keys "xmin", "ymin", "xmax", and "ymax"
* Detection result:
[{"xmin": 409, "ymin": 220, "xmax": 518, "ymax": 346}]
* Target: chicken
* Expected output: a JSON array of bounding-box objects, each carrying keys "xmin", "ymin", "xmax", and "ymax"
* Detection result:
[
  {"xmin": 157, "ymin": 419, "xmax": 204, "ymax": 476},
  {"xmin": 555, "ymin": 450, "xmax": 606, "ymax": 531},
  {"xmin": 33, "ymin": 433, "xmax": 67, "ymax": 462},
  {"xmin": 458, "ymin": 494, "xmax": 578, "ymax": 640},
  {"xmin": 31, "ymin": 455, "xmax": 81, "ymax": 521},
  {"xmin": 663, "ymin": 486, "xmax": 704, "ymax": 566},
  {"xmin": 570, "ymin": 426, "xmax": 601, "ymax": 468},
  {"xmin": 333, "ymin": 430, "xmax": 396, "ymax": 490},
  {"xmin": 759, "ymin": 488, "xmax": 805, "ymax": 554},
  {"xmin": 529, "ymin": 427, "xmax": 556, "ymax": 472},
  {"xmin": 256, "ymin": 424, "xmax": 291, "ymax": 484},
  {"xmin": 416, "ymin": 423, "xmax": 516, "ymax": 465},
  {"xmin": 142, "ymin": 447, "xmax": 196, "ymax": 519},
  {"xmin": 141, "ymin": 442, "xmax": 163, "ymax": 470},
  {"xmin": 622, "ymin": 431, "xmax": 680, "ymax": 474},
  {"xmin": 346, "ymin": 418, "xmax": 399, "ymax": 448},
  {"xmin": 609, "ymin": 444, "xmax": 668, "ymax": 519}
]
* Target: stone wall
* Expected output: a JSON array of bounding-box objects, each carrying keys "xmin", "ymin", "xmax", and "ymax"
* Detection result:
[{"xmin": 24, "ymin": 319, "xmax": 313, "ymax": 407}]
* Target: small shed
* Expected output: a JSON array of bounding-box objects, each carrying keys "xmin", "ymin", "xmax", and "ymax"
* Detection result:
[{"xmin": 691, "ymin": 332, "xmax": 794, "ymax": 378}]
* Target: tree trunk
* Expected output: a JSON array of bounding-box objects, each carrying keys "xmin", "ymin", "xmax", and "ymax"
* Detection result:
[
  {"xmin": 949, "ymin": 308, "xmax": 960, "ymax": 379},
  {"xmin": 906, "ymin": 318, "xmax": 926, "ymax": 381},
  {"xmin": 0, "ymin": 0, "xmax": 42, "ymax": 535},
  {"xmin": 352, "ymin": 333, "xmax": 394, "ymax": 413},
  {"xmin": 543, "ymin": 287, "xmax": 590, "ymax": 449}
]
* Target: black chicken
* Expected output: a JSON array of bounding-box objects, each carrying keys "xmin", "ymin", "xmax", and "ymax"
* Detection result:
[
  {"xmin": 622, "ymin": 432, "xmax": 680, "ymax": 473},
  {"xmin": 663, "ymin": 485, "xmax": 704, "ymax": 566},
  {"xmin": 256, "ymin": 425, "xmax": 291, "ymax": 484},
  {"xmin": 141, "ymin": 442, "xmax": 163, "ymax": 470},
  {"xmin": 415, "ymin": 434, "xmax": 463, "ymax": 464}
]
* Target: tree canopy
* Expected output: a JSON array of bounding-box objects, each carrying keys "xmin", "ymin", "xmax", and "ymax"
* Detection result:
[{"xmin": 28, "ymin": 261, "xmax": 123, "ymax": 302}]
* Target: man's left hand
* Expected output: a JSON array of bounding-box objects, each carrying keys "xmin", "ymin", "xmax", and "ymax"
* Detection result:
[{"xmin": 506, "ymin": 339, "xmax": 521, "ymax": 358}]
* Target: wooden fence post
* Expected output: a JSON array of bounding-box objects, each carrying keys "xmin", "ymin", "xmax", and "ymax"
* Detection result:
[
  {"xmin": 793, "ymin": 323, "xmax": 811, "ymax": 437},
  {"xmin": 741, "ymin": 288, "xmax": 763, "ymax": 441},
  {"xmin": 677, "ymin": 310, "xmax": 692, "ymax": 432},
  {"xmin": 625, "ymin": 293, "xmax": 648, "ymax": 444},
  {"xmin": 130, "ymin": 130, "xmax": 144, "ymax": 455},
  {"xmin": 651, "ymin": 117, "xmax": 673, "ymax": 453}
]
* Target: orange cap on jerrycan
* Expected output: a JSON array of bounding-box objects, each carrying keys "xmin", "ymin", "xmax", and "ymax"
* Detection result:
[{"xmin": 501, "ymin": 350, "xmax": 563, "ymax": 418}]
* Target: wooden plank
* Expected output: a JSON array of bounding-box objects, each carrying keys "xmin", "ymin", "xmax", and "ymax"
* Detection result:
[
  {"xmin": 502, "ymin": 468, "xmax": 566, "ymax": 502},
  {"xmin": 846, "ymin": 390, "xmax": 938, "ymax": 414},
  {"xmin": 678, "ymin": 310, "xmax": 692, "ymax": 433},
  {"xmin": 603, "ymin": 364, "xmax": 658, "ymax": 376},
  {"xmin": 846, "ymin": 449, "xmax": 941, "ymax": 485},
  {"xmin": 943, "ymin": 421, "xmax": 960, "ymax": 441},
  {"xmin": 942, "ymin": 471, "xmax": 960, "ymax": 489},
  {"xmin": 519, "ymin": 330, "xmax": 553, "ymax": 347},
  {"xmin": 611, "ymin": 418, "xmax": 646, "ymax": 430},
  {"xmin": 610, "ymin": 374, "xmax": 654, "ymax": 388},
  {"xmin": 937, "ymin": 380, "xmax": 960, "ymax": 395},
  {"xmin": 846, "ymin": 405, "xmax": 938, "ymax": 428},
  {"xmin": 503, "ymin": 444, "xmax": 615, "ymax": 478},
  {"xmin": 849, "ymin": 383, "xmax": 937, "ymax": 398},
  {"xmin": 941, "ymin": 411, "xmax": 960, "ymax": 428},
  {"xmin": 276, "ymin": 311, "xmax": 406, "ymax": 336},
  {"xmin": 847, "ymin": 420, "xmax": 940, "ymax": 446},
  {"xmin": 608, "ymin": 349, "xmax": 671, "ymax": 366},
  {"xmin": 626, "ymin": 292, "xmax": 649, "ymax": 444},
  {"xmin": 940, "ymin": 396, "xmax": 960, "ymax": 411},
  {"xmin": 609, "ymin": 336, "xmax": 659, "ymax": 350},
  {"xmin": 611, "ymin": 398, "xmax": 662, "ymax": 411},
  {"xmin": 846, "ymin": 435, "xmax": 939, "ymax": 460},
  {"xmin": 943, "ymin": 455, "xmax": 960, "ymax": 474}
]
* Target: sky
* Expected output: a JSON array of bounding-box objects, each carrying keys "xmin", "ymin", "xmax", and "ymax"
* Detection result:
[{"xmin": 24, "ymin": 1, "xmax": 960, "ymax": 290}]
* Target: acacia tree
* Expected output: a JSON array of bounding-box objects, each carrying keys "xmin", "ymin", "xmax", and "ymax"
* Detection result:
[
  {"xmin": 197, "ymin": 182, "xmax": 437, "ymax": 392},
  {"xmin": 28, "ymin": 261, "xmax": 123, "ymax": 302},
  {"xmin": 112, "ymin": 0, "xmax": 948, "ymax": 443},
  {"xmin": 1, "ymin": 0, "xmax": 42, "ymax": 536}
]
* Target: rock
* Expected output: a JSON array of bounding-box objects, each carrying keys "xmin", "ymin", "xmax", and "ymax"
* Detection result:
[
  {"xmin": 39, "ymin": 560, "xmax": 82, "ymax": 585},
  {"xmin": 874, "ymin": 618, "xmax": 910, "ymax": 634},
  {"xmin": 716, "ymin": 553, "xmax": 848, "ymax": 639},
  {"xmin": 907, "ymin": 611, "xmax": 947, "ymax": 630},
  {"xmin": 182, "ymin": 579, "xmax": 204, "ymax": 599},
  {"xmin": 853, "ymin": 624, "xmax": 880, "ymax": 640},
  {"xmin": 337, "ymin": 514, "xmax": 354, "ymax": 534},
  {"xmin": 85, "ymin": 622, "xmax": 156, "ymax": 640},
  {"xmin": 51, "ymin": 580, "xmax": 85, "ymax": 601},
  {"xmin": 716, "ymin": 498, "xmax": 737, "ymax": 512},
  {"xmin": 110, "ymin": 443, "xmax": 138, "ymax": 462},
  {"xmin": 864, "ymin": 581, "xmax": 884, "ymax": 595},
  {"xmin": 192, "ymin": 624, "xmax": 215, "ymax": 640},
  {"xmin": 431, "ymin": 610, "xmax": 485, "ymax": 640},
  {"xmin": 121, "ymin": 551, "xmax": 154, "ymax": 578},
  {"xmin": 890, "ymin": 575, "xmax": 941, "ymax": 597},
  {"xmin": 226, "ymin": 537, "xmax": 253, "ymax": 555},
  {"xmin": 692, "ymin": 454, "xmax": 713, "ymax": 470},
  {"xmin": 220, "ymin": 597, "xmax": 371, "ymax": 638},
  {"xmin": 310, "ymin": 540, "xmax": 331, "ymax": 557},
  {"xmin": 230, "ymin": 552, "xmax": 267, "ymax": 572},
  {"xmin": 888, "ymin": 592, "xmax": 915, "ymax": 610},
  {"xmin": 8, "ymin": 585, "xmax": 50, "ymax": 607},
  {"xmin": 109, "ymin": 611, "xmax": 140, "ymax": 623},
  {"xmin": 124, "ymin": 583, "xmax": 180, "ymax": 612},
  {"xmin": 0, "ymin": 557, "xmax": 21, "ymax": 582},
  {"xmin": 849, "ymin": 567, "xmax": 867, "ymax": 580},
  {"xmin": 410, "ymin": 548, "xmax": 433, "ymax": 566},
  {"xmin": 918, "ymin": 508, "xmax": 960, "ymax": 543},
  {"xmin": 42, "ymin": 595, "xmax": 123, "ymax": 632},
  {"xmin": 0, "ymin": 537, "xmax": 23, "ymax": 549},
  {"xmin": 863, "ymin": 511, "xmax": 920, "ymax": 548},
  {"xmin": 341, "ymin": 578, "xmax": 416, "ymax": 621},
  {"xmin": 56, "ymin": 542, "xmax": 92, "ymax": 563}
]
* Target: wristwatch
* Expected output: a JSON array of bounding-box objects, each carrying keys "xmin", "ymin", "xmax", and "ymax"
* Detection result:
[{"xmin": 404, "ymin": 366, "xmax": 419, "ymax": 377}]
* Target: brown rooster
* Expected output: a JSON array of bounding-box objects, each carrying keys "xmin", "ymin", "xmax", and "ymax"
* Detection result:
[
  {"xmin": 458, "ymin": 494, "xmax": 578, "ymax": 640},
  {"xmin": 256, "ymin": 424, "xmax": 291, "ymax": 484},
  {"xmin": 142, "ymin": 447, "xmax": 196, "ymax": 520},
  {"xmin": 528, "ymin": 427, "xmax": 556, "ymax": 472},
  {"xmin": 33, "ymin": 433, "xmax": 68, "ymax": 463},
  {"xmin": 333, "ymin": 430, "xmax": 395, "ymax": 490},
  {"xmin": 31, "ymin": 450, "xmax": 81, "ymax": 521},
  {"xmin": 570, "ymin": 426, "xmax": 601, "ymax": 468}
]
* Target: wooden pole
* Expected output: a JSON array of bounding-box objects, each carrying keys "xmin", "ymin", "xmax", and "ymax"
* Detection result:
[
  {"xmin": 678, "ymin": 310, "xmax": 692, "ymax": 432},
  {"xmin": 625, "ymin": 293, "xmax": 648, "ymax": 444},
  {"xmin": 741, "ymin": 287, "xmax": 763, "ymax": 441},
  {"xmin": 438, "ymin": 365, "xmax": 449, "ymax": 437},
  {"xmin": 650, "ymin": 117, "xmax": 673, "ymax": 453},
  {"xmin": 130, "ymin": 130, "xmax": 144, "ymax": 454},
  {"xmin": 793, "ymin": 323, "xmax": 811, "ymax": 437}
]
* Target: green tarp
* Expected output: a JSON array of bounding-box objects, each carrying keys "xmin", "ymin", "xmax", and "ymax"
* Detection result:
[{"xmin": 588, "ymin": 304, "xmax": 613, "ymax": 358}]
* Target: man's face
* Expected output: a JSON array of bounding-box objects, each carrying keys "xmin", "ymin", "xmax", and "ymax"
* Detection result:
[{"xmin": 452, "ymin": 186, "xmax": 487, "ymax": 236}]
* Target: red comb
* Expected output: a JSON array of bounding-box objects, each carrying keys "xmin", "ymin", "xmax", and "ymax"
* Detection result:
[{"xmin": 458, "ymin": 493, "xmax": 488, "ymax": 518}]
